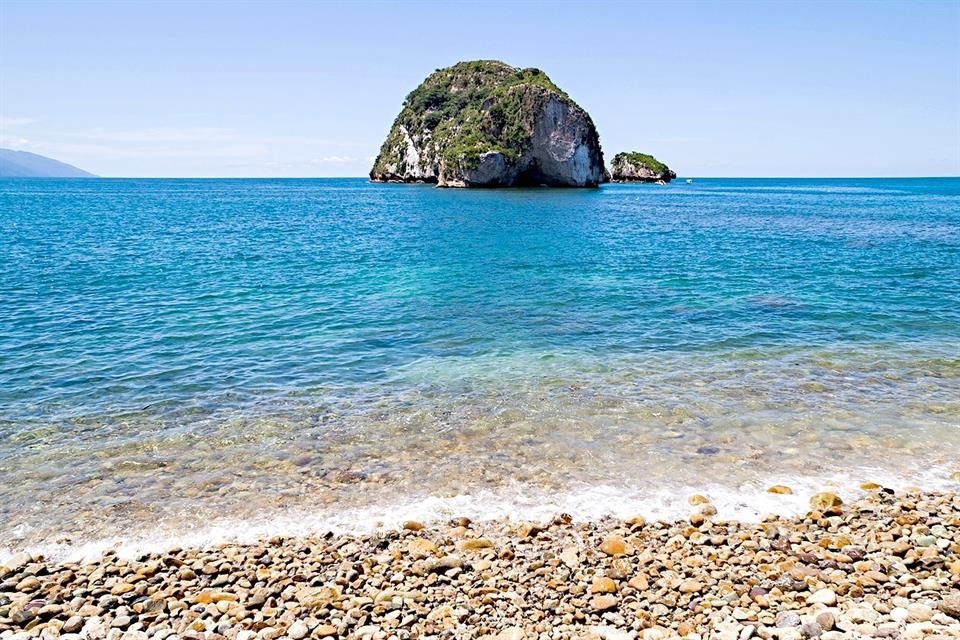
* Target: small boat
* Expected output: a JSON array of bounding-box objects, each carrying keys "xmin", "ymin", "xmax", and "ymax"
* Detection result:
[
  {"xmin": 655, "ymin": 179, "xmax": 666, "ymax": 185},
  {"xmin": 686, "ymin": 178, "xmax": 693, "ymax": 184}
]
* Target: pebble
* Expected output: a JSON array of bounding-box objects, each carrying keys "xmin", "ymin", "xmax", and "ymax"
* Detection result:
[
  {"xmin": 775, "ymin": 612, "xmax": 801, "ymax": 628},
  {"xmin": 111, "ymin": 615, "xmax": 132, "ymax": 629},
  {"xmin": 496, "ymin": 628, "xmax": 526, "ymax": 640},
  {"xmin": 678, "ymin": 579, "xmax": 704, "ymax": 593},
  {"xmin": 816, "ymin": 612, "xmax": 835, "ymax": 631},
  {"xmin": 847, "ymin": 607, "xmax": 880, "ymax": 623},
  {"xmin": 599, "ymin": 535, "xmax": 627, "ymax": 556},
  {"xmin": 457, "ymin": 538, "xmax": 493, "ymax": 551},
  {"xmin": 0, "ymin": 489, "xmax": 954, "ymax": 640},
  {"xmin": 807, "ymin": 588, "xmax": 837, "ymax": 605},
  {"xmin": 627, "ymin": 574, "xmax": 648, "ymax": 591},
  {"xmin": 2, "ymin": 552, "xmax": 31, "ymax": 572},
  {"xmin": 920, "ymin": 577, "xmax": 941, "ymax": 591},
  {"xmin": 560, "ymin": 546, "xmax": 580, "ymax": 568},
  {"xmin": 407, "ymin": 538, "xmax": 439, "ymax": 558},
  {"xmin": 9, "ymin": 607, "xmax": 36, "ymax": 625},
  {"xmin": 767, "ymin": 485, "xmax": 793, "ymax": 495},
  {"xmin": 515, "ymin": 522, "xmax": 542, "ymax": 539},
  {"xmin": 809, "ymin": 492, "xmax": 843, "ymax": 515},
  {"xmin": 907, "ymin": 604, "xmax": 934, "ymax": 622},
  {"xmin": 590, "ymin": 577, "xmax": 617, "ymax": 594},
  {"xmin": 941, "ymin": 594, "xmax": 960, "ymax": 619},
  {"xmin": 15, "ymin": 577, "xmax": 40, "ymax": 592},
  {"xmin": 607, "ymin": 557, "xmax": 632, "ymax": 579},
  {"xmin": 286, "ymin": 620, "xmax": 308, "ymax": 640},
  {"xmin": 59, "ymin": 617, "xmax": 84, "ymax": 634},
  {"xmin": 592, "ymin": 595, "xmax": 618, "ymax": 611},
  {"xmin": 193, "ymin": 590, "xmax": 237, "ymax": 604}
]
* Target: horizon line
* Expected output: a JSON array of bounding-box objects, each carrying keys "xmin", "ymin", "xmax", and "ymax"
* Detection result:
[{"xmin": 4, "ymin": 175, "xmax": 960, "ymax": 180}]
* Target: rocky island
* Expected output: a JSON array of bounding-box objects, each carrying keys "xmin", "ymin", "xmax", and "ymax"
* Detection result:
[
  {"xmin": 610, "ymin": 152, "xmax": 677, "ymax": 183},
  {"xmin": 370, "ymin": 61, "xmax": 605, "ymax": 188}
]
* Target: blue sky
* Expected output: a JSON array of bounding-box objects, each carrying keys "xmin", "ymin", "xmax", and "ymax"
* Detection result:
[{"xmin": 1, "ymin": 0, "xmax": 958, "ymax": 177}]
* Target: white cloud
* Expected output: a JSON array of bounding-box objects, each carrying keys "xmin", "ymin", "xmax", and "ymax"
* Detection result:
[
  {"xmin": 223, "ymin": 156, "xmax": 363, "ymax": 170},
  {"xmin": 0, "ymin": 116, "xmax": 36, "ymax": 127},
  {"xmin": 1, "ymin": 121, "xmax": 370, "ymax": 176},
  {"xmin": 37, "ymin": 140, "xmax": 267, "ymax": 159},
  {"xmin": 309, "ymin": 156, "xmax": 357, "ymax": 164},
  {"xmin": 61, "ymin": 127, "xmax": 347, "ymax": 147},
  {"xmin": 69, "ymin": 127, "xmax": 238, "ymax": 143},
  {"xmin": 0, "ymin": 134, "xmax": 30, "ymax": 149}
]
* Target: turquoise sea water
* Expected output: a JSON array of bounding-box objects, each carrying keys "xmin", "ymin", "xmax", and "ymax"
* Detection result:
[{"xmin": 1, "ymin": 178, "xmax": 959, "ymax": 555}]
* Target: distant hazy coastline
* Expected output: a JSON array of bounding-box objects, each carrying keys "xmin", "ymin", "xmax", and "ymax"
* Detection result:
[{"xmin": 0, "ymin": 148, "xmax": 97, "ymax": 178}]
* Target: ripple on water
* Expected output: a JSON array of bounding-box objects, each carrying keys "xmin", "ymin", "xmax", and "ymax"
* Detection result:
[
  {"xmin": 1, "ymin": 346, "xmax": 959, "ymax": 551},
  {"xmin": 0, "ymin": 177, "xmax": 958, "ymax": 553}
]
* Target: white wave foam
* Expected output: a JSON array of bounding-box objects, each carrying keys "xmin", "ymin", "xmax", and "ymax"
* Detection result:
[{"xmin": 1, "ymin": 466, "xmax": 955, "ymax": 566}]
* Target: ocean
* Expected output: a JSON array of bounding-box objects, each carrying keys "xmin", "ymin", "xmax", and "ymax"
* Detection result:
[{"xmin": 1, "ymin": 177, "xmax": 958, "ymax": 560}]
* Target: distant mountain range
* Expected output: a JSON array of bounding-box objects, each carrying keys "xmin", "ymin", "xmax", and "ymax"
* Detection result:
[{"xmin": 0, "ymin": 149, "xmax": 97, "ymax": 177}]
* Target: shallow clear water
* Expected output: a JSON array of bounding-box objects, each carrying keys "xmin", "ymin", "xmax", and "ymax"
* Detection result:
[{"xmin": 1, "ymin": 177, "xmax": 959, "ymax": 557}]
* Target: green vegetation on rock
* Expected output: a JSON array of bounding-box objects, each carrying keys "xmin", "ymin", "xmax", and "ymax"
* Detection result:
[
  {"xmin": 613, "ymin": 152, "xmax": 668, "ymax": 176},
  {"xmin": 370, "ymin": 60, "xmax": 603, "ymax": 185},
  {"xmin": 377, "ymin": 61, "xmax": 566, "ymax": 171},
  {"xmin": 610, "ymin": 151, "xmax": 676, "ymax": 183}
]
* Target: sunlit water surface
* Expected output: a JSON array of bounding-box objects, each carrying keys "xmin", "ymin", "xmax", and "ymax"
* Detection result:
[{"xmin": 1, "ymin": 178, "xmax": 958, "ymax": 558}]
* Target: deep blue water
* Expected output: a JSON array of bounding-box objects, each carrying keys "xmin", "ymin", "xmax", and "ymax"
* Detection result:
[{"xmin": 1, "ymin": 177, "xmax": 959, "ymax": 550}]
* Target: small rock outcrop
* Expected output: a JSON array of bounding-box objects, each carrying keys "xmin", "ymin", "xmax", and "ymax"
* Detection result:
[
  {"xmin": 370, "ymin": 60, "xmax": 605, "ymax": 188},
  {"xmin": 609, "ymin": 152, "xmax": 676, "ymax": 183}
]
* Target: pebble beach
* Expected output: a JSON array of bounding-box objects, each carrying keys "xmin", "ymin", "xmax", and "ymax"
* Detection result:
[
  {"xmin": 4, "ymin": 5, "xmax": 960, "ymax": 637},
  {"xmin": 2, "ymin": 487, "xmax": 958, "ymax": 640}
]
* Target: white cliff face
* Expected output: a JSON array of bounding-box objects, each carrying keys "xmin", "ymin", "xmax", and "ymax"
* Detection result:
[
  {"xmin": 525, "ymin": 97, "xmax": 604, "ymax": 187},
  {"xmin": 440, "ymin": 152, "xmax": 516, "ymax": 187},
  {"xmin": 610, "ymin": 160, "xmax": 659, "ymax": 181},
  {"xmin": 375, "ymin": 126, "xmax": 438, "ymax": 182},
  {"xmin": 437, "ymin": 96, "xmax": 604, "ymax": 188}
]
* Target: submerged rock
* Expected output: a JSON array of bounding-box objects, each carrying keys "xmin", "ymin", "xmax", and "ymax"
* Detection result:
[
  {"xmin": 609, "ymin": 152, "xmax": 677, "ymax": 183},
  {"xmin": 810, "ymin": 491, "xmax": 844, "ymax": 515},
  {"xmin": 370, "ymin": 60, "xmax": 605, "ymax": 187}
]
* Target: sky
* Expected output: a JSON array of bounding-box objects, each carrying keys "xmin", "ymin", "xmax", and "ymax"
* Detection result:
[{"xmin": 1, "ymin": 0, "xmax": 958, "ymax": 178}]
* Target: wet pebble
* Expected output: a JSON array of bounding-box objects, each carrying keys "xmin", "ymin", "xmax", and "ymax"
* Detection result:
[{"xmin": 0, "ymin": 489, "xmax": 955, "ymax": 639}]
